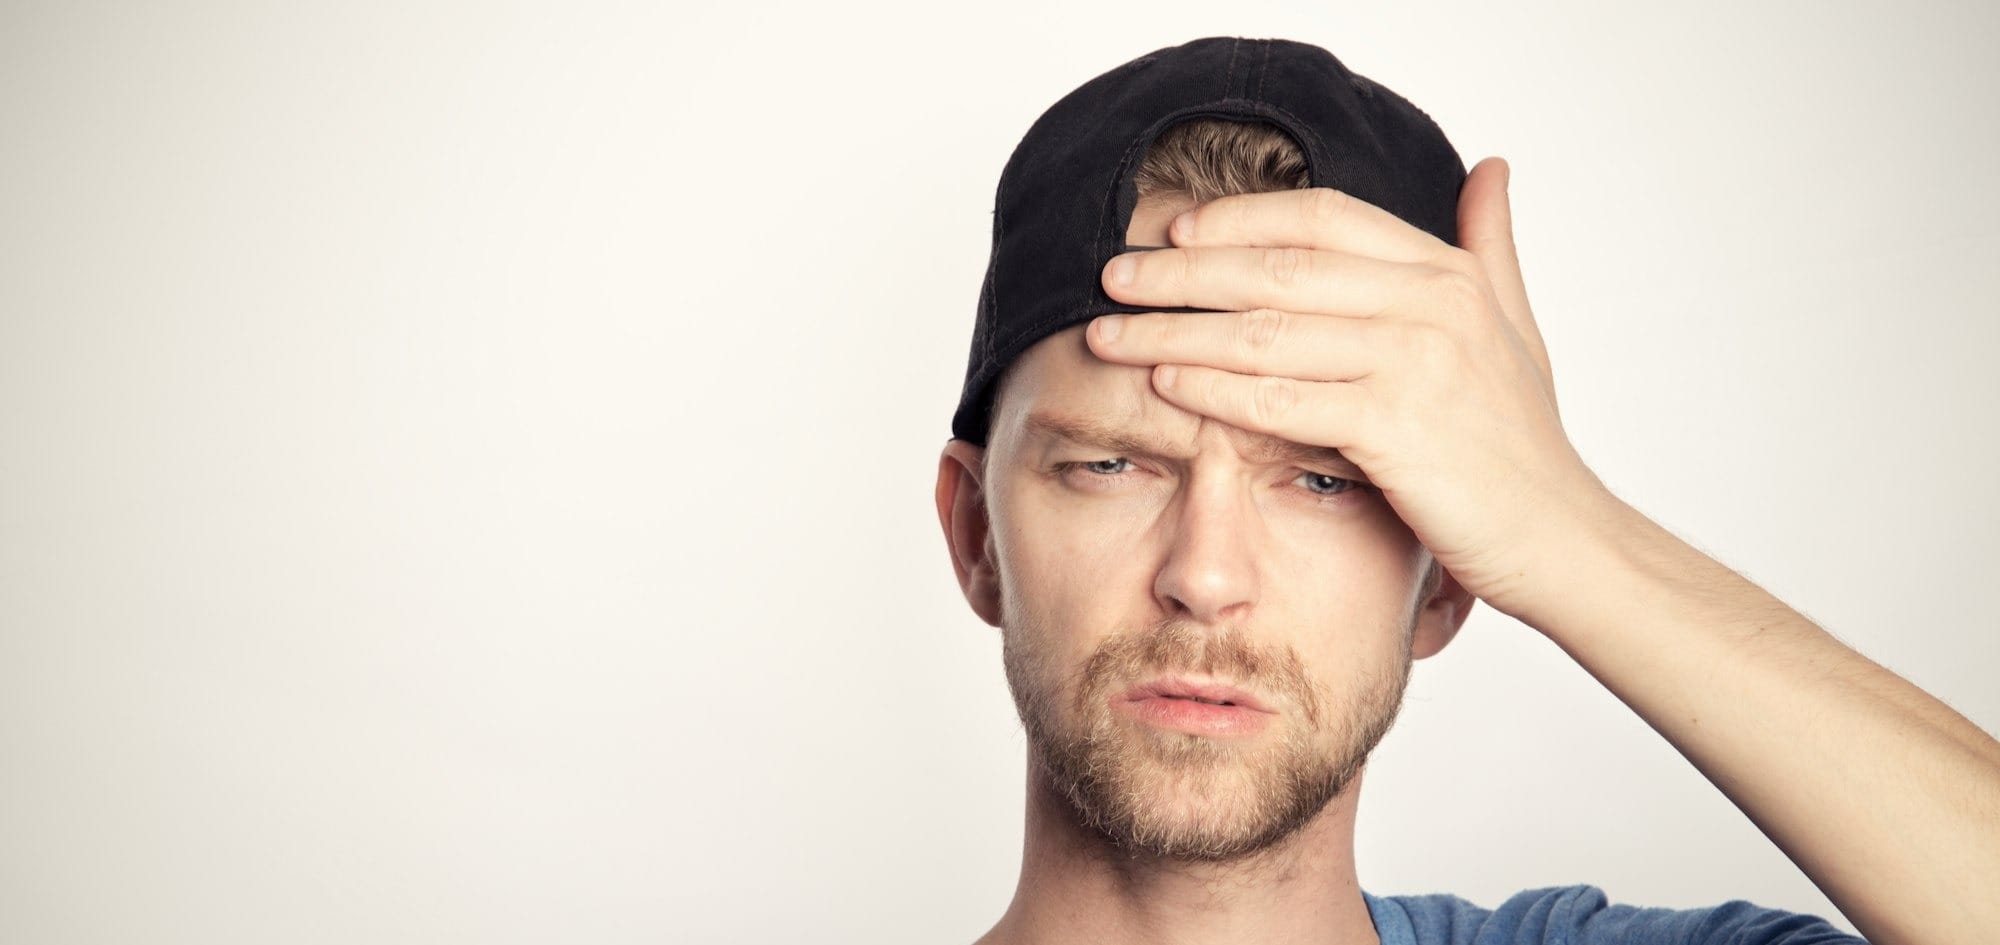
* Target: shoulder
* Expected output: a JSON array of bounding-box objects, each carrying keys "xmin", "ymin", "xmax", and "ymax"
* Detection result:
[{"xmin": 1362, "ymin": 884, "xmax": 1867, "ymax": 945}]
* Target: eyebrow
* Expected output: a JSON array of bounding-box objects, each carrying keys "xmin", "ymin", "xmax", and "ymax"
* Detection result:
[{"xmin": 1023, "ymin": 409, "xmax": 1362, "ymax": 474}]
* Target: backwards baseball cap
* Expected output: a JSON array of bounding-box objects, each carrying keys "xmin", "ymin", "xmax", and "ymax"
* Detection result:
[{"xmin": 950, "ymin": 36, "xmax": 1468, "ymax": 446}]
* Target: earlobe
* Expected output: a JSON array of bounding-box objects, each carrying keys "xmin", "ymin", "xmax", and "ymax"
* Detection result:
[
  {"xmin": 935, "ymin": 440, "xmax": 1004, "ymax": 627},
  {"xmin": 1411, "ymin": 563, "xmax": 1477, "ymax": 660}
]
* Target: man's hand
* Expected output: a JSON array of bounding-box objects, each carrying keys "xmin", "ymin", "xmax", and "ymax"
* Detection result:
[
  {"xmin": 1086, "ymin": 157, "xmax": 1613, "ymax": 627},
  {"xmin": 1088, "ymin": 157, "xmax": 2000, "ymax": 945}
]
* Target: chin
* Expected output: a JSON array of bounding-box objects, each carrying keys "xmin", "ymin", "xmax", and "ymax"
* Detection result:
[
  {"xmin": 1121, "ymin": 777, "xmax": 1292, "ymax": 859},
  {"xmin": 1055, "ymin": 723, "xmax": 1345, "ymax": 862}
]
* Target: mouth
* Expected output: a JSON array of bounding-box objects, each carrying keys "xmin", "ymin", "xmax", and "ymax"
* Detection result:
[
  {"xmin": 1111, "ymin": 676, "xmax": 1277, "ymax": 738},
  {"xmin": 1120, "ymin": 677, "xmax": 1276, "ymax": 714},
  {"xmin": 1120, "ymin": 680, "xmax": 1272, "ymax": 736}
]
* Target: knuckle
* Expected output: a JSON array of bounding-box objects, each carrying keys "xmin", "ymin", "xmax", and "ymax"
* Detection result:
[
  {"xmin": 1251, "ymin": 375, "xmax": 1295, "ymax": 423},
  {"xmin": 1427, "ymin": 267, "xmax": 1487, "ymax": 313},
  {"xmin": 1303, "ymin": 187, "xmax": 1348, "ymax": 231},
  {"xmin": 1262, "ymin": 246, "xmax": 1311, "ymax": 287},
  {"xmin": 1403, "ymin": 321, "xmax": 1457, "ymax": 367},
  {"xmin": 1239, "ymin": 307, "xmax": 1286, "ymax": 352},
  {"xmin": 1169, "ymin": 249, "xmax": 1199, "ymax": 290}
]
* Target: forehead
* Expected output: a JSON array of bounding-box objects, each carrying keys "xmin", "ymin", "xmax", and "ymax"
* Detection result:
[
  {"xmin": 998, "ymin": 325, "xmax": 1178, "ymax": 427},
  {"xmin": 994, "ymin": 324, "xmax": 1355, "ymax": 470}
]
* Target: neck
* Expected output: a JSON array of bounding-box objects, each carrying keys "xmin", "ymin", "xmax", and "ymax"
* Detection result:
[{"xmin": 975, "ymin": 754, "xmax": 1379, "ymax": 945}]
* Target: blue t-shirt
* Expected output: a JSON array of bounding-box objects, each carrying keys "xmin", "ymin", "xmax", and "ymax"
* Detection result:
[{"xmin": 1361, "ymin": 884, "xmax": 1866, "ymax": 944}]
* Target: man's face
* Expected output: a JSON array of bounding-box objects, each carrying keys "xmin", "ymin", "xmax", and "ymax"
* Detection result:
[{"xmin": 976, "ymin": 317, "xmax": 1436, "ymax": 862}]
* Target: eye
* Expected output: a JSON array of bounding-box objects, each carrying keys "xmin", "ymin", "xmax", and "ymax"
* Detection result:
[
  {"xmin": 1051, "ymin": 458, "xmax": 1138, "ymax": 483},
  {"xmin": 1048, "ymin": 458, "xmax": 1147, "ymax": 492},
  {"xmin": 1297, "ymin": 471, "xmax": 1366, "ymax": 497}
]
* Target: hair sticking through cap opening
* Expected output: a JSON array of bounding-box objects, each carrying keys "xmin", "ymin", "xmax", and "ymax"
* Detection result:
[{"xmin": 1132, "ymin": 118, "xmax": 1311, "ymax": 205}]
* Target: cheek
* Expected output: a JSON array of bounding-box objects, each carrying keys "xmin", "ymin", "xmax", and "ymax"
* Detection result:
[
  {"xmin": 1262, "ymin": 508, "xmax": 1427, "ymax": 663},
  {"xmin": 994, "ymin": 499, "xmax": 1152, "ymax": 664},
  {"xmin": 1266, "ymin": 492, "xmax": 1424, "ymax": 586},
  {"xmin": 1267, "ymin": 532, "xmax": 1413, "ymax": 610}
]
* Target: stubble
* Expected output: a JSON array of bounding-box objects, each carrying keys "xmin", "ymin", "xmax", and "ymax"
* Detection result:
[{"xmin": 1003, "ymin": 615, "xmax": 1413, "ymax": 863}]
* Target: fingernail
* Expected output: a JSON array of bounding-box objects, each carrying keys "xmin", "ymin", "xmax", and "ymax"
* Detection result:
[
  {"xmin": 1172, "ymin": 211, "xmax": 1196, "ymax": 241},
  {"xmin": 1107, "ymin": 255, "xmax": 1135, "ymax": 288},
  {"xmin": 1095, "ymin": 315, "xmax": 1122, "ymax": 343},
  {"xmin": 1156, "ymin": 365, "xmax": 1177, "ymax": 389}
]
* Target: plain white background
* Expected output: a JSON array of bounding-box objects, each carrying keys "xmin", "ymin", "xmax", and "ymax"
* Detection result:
[{"xmin": 3, "ymin": 1, "xmax": 1995, "ymax": 942}]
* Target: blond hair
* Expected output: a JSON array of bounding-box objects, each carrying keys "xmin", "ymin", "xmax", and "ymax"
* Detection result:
[{"xmin": 1132, "ymin": 117, "xmax": 1310, "ymax": 204}]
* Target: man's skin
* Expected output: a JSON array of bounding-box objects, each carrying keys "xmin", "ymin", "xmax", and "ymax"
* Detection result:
[{"xmin": 935, "ymin": 156, "xmax": 2000, "ymax": 945}]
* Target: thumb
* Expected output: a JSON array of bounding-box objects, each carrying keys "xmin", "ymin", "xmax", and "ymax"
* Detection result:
[{"xmin": 1458, "ymin": 157, "xmax": 1555, "ymax": 408}]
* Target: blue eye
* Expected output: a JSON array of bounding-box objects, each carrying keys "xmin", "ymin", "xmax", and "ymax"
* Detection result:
[
  {"xmin": 1298, "ymin": 471, "xmax": 1362, "ymax": 496},
  {"xmin": 1047, "ymin": 459, "xmax": 1134, "ymax": 487}
]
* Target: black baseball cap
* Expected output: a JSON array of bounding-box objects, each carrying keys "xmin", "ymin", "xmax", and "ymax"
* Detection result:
[{"xmin": 950, "ymin": 36, "xmax": 1468, "ymax": 446}]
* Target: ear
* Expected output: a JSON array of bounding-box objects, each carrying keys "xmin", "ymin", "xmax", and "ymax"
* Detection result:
[
  {"xmin": 1411, "ymin": 557, "xmax": 1476, "ymax": 661},
  {"xmin": 935, "ymin": 439, "xmax": 1003, "ymax": 627}
]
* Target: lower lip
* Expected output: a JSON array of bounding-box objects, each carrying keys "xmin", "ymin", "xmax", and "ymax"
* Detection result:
[{"xmin": 1114, "ymin": 695, "xmax": 1274, "ymax": 737}]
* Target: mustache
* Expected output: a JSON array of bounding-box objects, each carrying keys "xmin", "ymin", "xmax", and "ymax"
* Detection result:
[{"xmin": 1071, "ymin": 618, "xmax": 1326, "ymax": 727}]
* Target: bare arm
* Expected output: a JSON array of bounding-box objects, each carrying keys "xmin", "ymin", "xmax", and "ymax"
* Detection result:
[{"xmin": 1516, "ymin": 490, "xmax": 2000, "ymax": 945}]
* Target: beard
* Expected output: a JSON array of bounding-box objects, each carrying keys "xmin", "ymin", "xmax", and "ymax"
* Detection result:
[{"xmin": 1002, "ymin": 614, "xmax": 1413, "ymax": 863}]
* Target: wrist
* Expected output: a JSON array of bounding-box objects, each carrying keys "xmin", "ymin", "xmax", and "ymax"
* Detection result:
[{"xmin": 1498, "ymin": 476, "xmax": 1658, "ymax": 640}]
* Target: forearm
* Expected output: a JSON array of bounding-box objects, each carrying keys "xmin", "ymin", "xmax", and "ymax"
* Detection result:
[{"xmin": 1520, "ymin": 491, "xmax": 2000, "ymax": 945}]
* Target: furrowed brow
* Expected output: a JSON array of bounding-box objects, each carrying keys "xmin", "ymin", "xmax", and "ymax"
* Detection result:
[
  {"xmin": 1023, "ymin": 411, "xmax": 1192, "ymax": 460},
  {"xmin": 1023, "ymin": 410, "xmax": 1362, "ymax": 475},
  {"xmin": 1242, "ymin": 437, "xmax": 1361, "ymax": 475}
]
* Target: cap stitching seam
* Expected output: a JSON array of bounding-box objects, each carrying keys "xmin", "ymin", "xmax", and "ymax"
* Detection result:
[
  {"xmin": 984, "ymin": 204, "xmax": 1004, "ymax": 361},
  {"xmin": 1256, "ymin": 41, "xmax": 1271, "ymax": 100},
  {"xmin": 1223, "ymin": 39, "xmax": 1239, "ymax": 99}
]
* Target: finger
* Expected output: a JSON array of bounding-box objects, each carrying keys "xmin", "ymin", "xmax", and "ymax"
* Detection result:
[
  {"xmin": 1088, "ymin": 309, "xmax": 1387, "ymax": 383},
  {"xmin": 1152, "ymin": 363, "xmax": 1370, "ymax": 452},
  {"xmin": 1458, "ymin": 157, "xmax": 1557, "ymax": 411},
  {"xmin": 1105, "ymin": 244, "xmax": 1426, "ymax": 317},
  {"xmin": 1169, "ymin": 186, "xmax": 1452, "ymax": 266}
]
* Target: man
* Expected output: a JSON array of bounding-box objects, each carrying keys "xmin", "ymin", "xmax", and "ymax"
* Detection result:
[{"xmin": 931, "ymin": 37, "xmax": 1999, "ymax": 945}]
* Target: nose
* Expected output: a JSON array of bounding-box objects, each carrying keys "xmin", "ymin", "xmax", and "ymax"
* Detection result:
[{"xmin": 1152, "ymin": 472, "xmax": 1261, "ymax": 626}]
